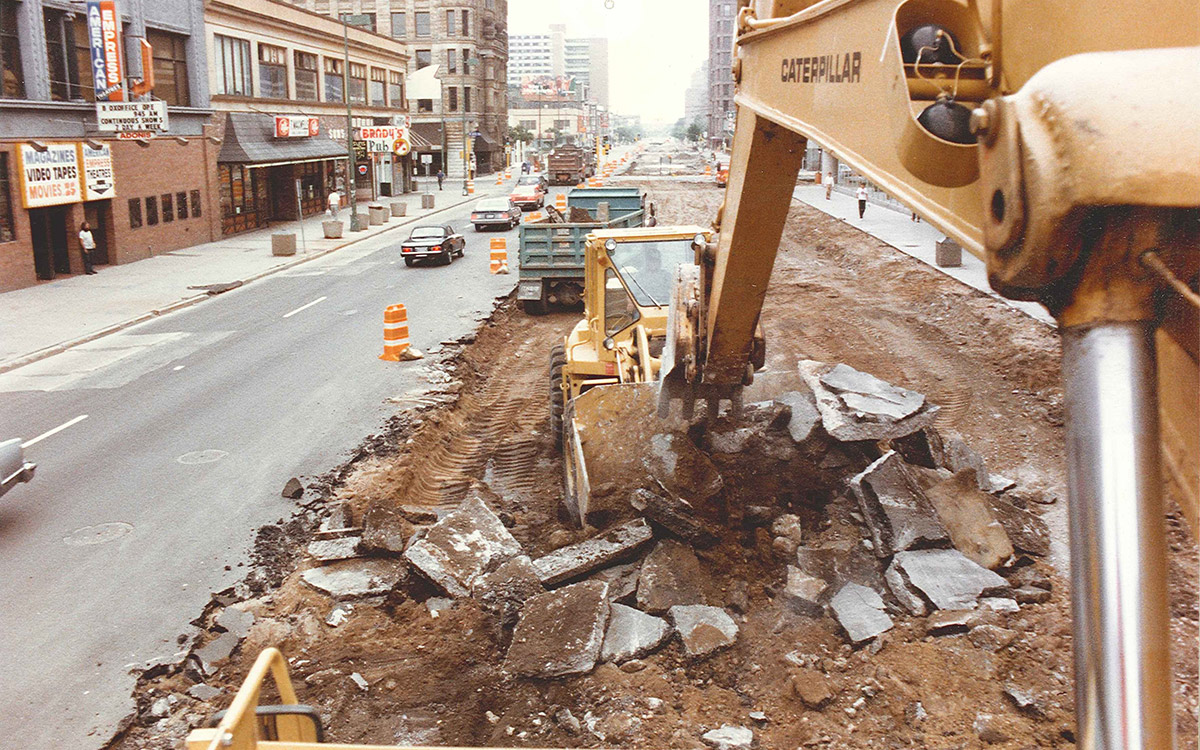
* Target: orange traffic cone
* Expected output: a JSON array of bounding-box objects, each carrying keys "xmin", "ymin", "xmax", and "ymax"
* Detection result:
[
  {"xmin": 380, "ymin": 304, "xmax": 422, "ymax": 361},
  {"xmin": 555, "ymin": 193, "xmax": 567, "ymax": 212},
  {"xmin": 467, "ymin": 180, "xmax": 475, "ymax": 195},
  {"xmin": 489, "ymin": 237, "xmax": 509, "ymax": 274}
]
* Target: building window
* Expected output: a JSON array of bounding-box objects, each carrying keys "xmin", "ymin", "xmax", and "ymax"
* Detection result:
[
  {"xmin": 324, "ymin": 57, "xmax": 344, "ymax": 102},
  {"xmin": 176, "ymin": 191, "xmax": 188, "ymax": 220},
  {"xmin": 148, "ymin": 29, "xmax": 190, "ymax": 106},
  {"xmin": 417, "ymin": 98, "xmax": 432, "ymax": 113},
  {"xmin": 190, "ymin": 189, "xmax": 202, "ymax": 218},
  {"xmin": 445, "ymin": 10, "xmax": 455, "ymax": 36},
  {"xmin": 415, "ymin": 49, "xmax": 431, "ymax": 70},
  {"xmin": 461, "ymin": 10, "xmax": 470, "ymax": 36},
  {"xmin": 294, "ymin": 51, "xmax": 318, "ymax": 101},
  {"xmin": 414, "ymin": 11, "xmax": 430, "ymax": 37},
  {"xmin": 161, "ymin": 193, "xmax": 174, "ymax": 222},
  {"xmin": 369, "ymin": 67, "xmax": 386, "ymax": 106},
  {"xmin": 390, "ymin": 12, "xmax": 406, "ymax": 38},
  {"xmin": 214, "ymin": 34, "xmax": 251, "ymax": 96},
  {"xmin": 70, "ymin": 17, "xmax": 96, "ymax": 102},
  {"xmin": 447, "ymin": 86, "xmax": 457, "ymax": 112},
  {"xmin": 447, "ymin": 49, "xmax": 456, "ymax": 73},
  {"xmin": 518, "ymin": 119, "xmax": 535, "ymax": 130},
  {"xmin": 45, "ymin": 9, "xmax": 84, "ymax": 101},
  {"xmin": 0, "ymin": 152, "xmax": 13, "ymax": 242},
  {"xmin": 348, "ymin": 62, "xmax": 367, "ymax": 104},
  {"xmin": 128, "ymin": 198, "xmax": 142, "ymax": 229},
  {"xmin": 462, "ymin": 48, "xmax": 471, "ymax": 74},
  {"xmin": 0, "ymin": 0, "xmax": 22, "ymax": 98},
  {"xmin": 258, "ymin": 44, "xmax": 287, "ymax": 99},
  {"xmin": 464, "ymin": 86, "xmax": 471, "ymax": 112},
  {"xmin": 339, "ymin": 13, "xmax": 375, "ymax": 32},
  {"xmin": 388, "ymin": 70, "xmax": 404, "ymax": 105},
  {"xmin": 145, "ymin": 196, "xmax": 159, "ymax": 226}
]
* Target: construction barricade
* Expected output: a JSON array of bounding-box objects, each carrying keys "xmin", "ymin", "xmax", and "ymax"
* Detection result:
[
  {"xmin": 379, "ymin": 304, "xmax": 422, "ymax": 361},
  {"xmin": 489, "ymin": 238, "xmax": 509, "ymax": 274}
]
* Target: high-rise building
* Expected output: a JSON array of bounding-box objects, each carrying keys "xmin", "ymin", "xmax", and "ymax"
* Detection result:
[
  {"xmin": 708, "ymin": 0, "xmax": 736, "ymax": 147},
  {"xmin": 507, "ymin": 25, "xmax": 607, "ymax": 109},
  {"xmin": 564, "ymin": 37, "xmax": 608, "ymax": 109},
  {"xmin": 291, "ymin": 0, "xmax": 509, "ymax": 178},
  {"xmin": 684, "ymin": 60, "xmax": 709, "ymax": 127}
]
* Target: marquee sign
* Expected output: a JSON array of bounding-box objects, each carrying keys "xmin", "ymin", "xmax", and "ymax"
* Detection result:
[
  {"xmin": 86, "ymin": 0, "xmax": 125, "ymax": 102},
  {"xmin": 96, "ymin": 101, "xmax": 169, "ymax": 132}
]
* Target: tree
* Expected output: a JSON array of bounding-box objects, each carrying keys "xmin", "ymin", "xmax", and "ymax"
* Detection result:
[
  {"xmin": 615, "ymin": 125, "xmax": 639, "ymax": 143},
  {"xmin": 685, "ymin": 121, "xmax": 705, "ymax": 142},
  {"xmin": 671, "ymin": 117, "xmax": 687, "ymax": 140}
]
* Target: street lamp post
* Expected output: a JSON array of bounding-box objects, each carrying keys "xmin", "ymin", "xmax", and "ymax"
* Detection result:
[{"xmin": 341, "ymin": 16, "xmax": 372, "ymax": 232}]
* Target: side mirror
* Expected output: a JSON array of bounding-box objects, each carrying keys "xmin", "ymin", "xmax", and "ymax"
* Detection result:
[{"xmin": 209, "ymin": 705, "xmax": 324, "ymax": 742}]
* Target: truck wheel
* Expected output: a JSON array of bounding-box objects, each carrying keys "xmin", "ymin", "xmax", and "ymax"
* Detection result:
[
  {"xmin": 549, "ymin": 345, "xmax": 566, "ymax": 451},
  {"xmin": 521, "ymin": 298, "xmax": 548, "ymax": 315}
]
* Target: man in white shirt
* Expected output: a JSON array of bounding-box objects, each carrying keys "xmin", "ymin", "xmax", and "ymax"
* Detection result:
[
  {"xmin": 78, "ymin": 221, "xmax": 97, "ymax": 274},
  {"xmin": 327, "ymin": 189, "xmax": 341, "ymax": 218},
  {"xmin": 856, "ymin": 184, "xmax": 869, "ymax": 219}
]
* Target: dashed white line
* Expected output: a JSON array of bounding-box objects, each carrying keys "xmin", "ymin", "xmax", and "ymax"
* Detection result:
[
  {"xmin": 282, "ymin": 296, "xmax": 327, "ymax": 319},
  {"xmin": 23, "ymin": 414, "xmax": 89, "ymax": 448}
]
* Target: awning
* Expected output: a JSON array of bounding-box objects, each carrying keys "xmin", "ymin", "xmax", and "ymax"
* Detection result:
[
  {"xmin": 410, "ymin": 122, "xmax": 442, "ymax": 150},
  {"xmin": 474, "ymin": 130, "xmax": 500, "ymax": 149},
  {"xmin": 218, "ymin": 112, "xmax": 347, "ymax": 165}
]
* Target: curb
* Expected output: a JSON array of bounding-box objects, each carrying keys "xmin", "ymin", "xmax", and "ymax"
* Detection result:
[{"xmin": 0, "ymin": 189, "xmax": 503, "ymax": 376}]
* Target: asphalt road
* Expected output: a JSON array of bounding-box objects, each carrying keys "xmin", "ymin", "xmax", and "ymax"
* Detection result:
[{"xmin": 0, "ymin": 188, "xmax": 565, "ymax": 749}]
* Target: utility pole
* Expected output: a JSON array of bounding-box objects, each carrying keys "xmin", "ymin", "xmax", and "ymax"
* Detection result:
[{"xmin": 341, "ymin": 17, "xmax": 368, "ymax": 232}]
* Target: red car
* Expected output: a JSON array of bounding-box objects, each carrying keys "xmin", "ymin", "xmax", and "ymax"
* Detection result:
[{"xmin": 509, "ymin": 175, "xmax": 546, "ymax": 210}]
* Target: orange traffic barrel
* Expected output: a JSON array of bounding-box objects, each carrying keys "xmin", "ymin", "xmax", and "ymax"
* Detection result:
[
  {"xmin": 555, "ymin": 193, "xmax": 567, "ymax": 212},
  {"xmin": 704, "ymin": 164, "xmax": 712, "ymax": 175},
  {"xmin": 467, "ymin": 180, "xmax": 475, "ymax": 195},
  {"xmin": 489, "ymin": 237, "xmax": 509, "ymax": 274},
  {"xmin": 525, "ymin": 210, "xmax": 544, "ymax": 224},
  {"xmin": 379, "ymin": 304, "xmax": 410, "ymax": 361},
  {"xmin": 495, "ymin": 173, "xmax": 503, "ymax": 185}
]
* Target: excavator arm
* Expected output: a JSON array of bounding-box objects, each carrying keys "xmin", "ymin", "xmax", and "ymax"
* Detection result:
[{"xmin": 663, "ymin": 2, "xmax": 1199, "ymax": 748}]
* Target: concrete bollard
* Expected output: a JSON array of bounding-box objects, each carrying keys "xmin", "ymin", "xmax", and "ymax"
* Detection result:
[
  {"xmin": 936, "ymin": 237, "xmax": 963, "ymax": 268},
  {"xmin": 421, "ymin": 193, "xmax": 435, "ymax": 209},
  {"xmin": 390, "ymin": 201, "xmax": 407, "ymax": 217},
  {"xmin": 368, "ymin": 205, "xmax": 388, "ymax": 225},
  {"xmin": 322, "ymin": 220, "xmax": 344, "ymax": 239},
  {"xmin": 271, "ymin": 233, "xmax": 297, "ymax": 256},
  {"xmin": 351, "ymin": 212, "xmax": 370, "ymax": 231}
]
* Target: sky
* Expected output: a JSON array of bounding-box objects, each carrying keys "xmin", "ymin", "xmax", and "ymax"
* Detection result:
[{"xmin": 507, "ymin": 0, "xmax": 709, "ymax": 125}]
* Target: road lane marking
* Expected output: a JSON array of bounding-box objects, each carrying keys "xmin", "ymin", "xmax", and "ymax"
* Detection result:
[
  {"xmin": 23, "ymin": 414, "xmax": 88, "ymax": 448},
  {"xmin": 173, "ymin": 365, "xmax": 185, "ymax": 371},
  {"xmin": 282, "ymin": 296, "xmax": 327, "ymax": 319}
]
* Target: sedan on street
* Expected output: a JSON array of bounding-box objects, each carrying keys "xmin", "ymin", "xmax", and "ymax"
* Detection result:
[
  {"xmin": 510, "ymin": 175, "xmax": 546, "ymax": 210},
  {"xmin": 400, "ymin": 225, "xmax": 466, "ymax": 266},
  {"xmin": 471, "ymin": 198, "xmax": 522, "ymax": 230}
]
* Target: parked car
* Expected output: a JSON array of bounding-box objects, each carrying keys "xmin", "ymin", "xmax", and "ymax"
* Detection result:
[
  {"xmin": 400, "ymin": 225, "xmax": 465, "ymax": 266},
  {"xmin": 510, "ymin": 175, "xmax": 546, "ymax": 210},
  {"xmin": 0, "ymin": 438, "xmax": 35, "ymax": 500},
  {"xmin": 471, "ymin": 198, "xmax": 522, "ymax": 230}
]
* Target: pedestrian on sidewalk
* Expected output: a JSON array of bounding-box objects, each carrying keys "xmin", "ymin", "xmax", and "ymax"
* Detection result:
[
  {"xmin": 825, "ymin": 181, "xmax": 833, "ymax": 200},
  {"xmin": 856, "ymin": 184, "xmax": 869, "ymax": 219},
  {"xmin": 327, "ymin": 189, "xmax": 341, "ymax": 218},
  {"xmin": 436, "ymin": 169, "xmax": 445, "ymax": 190},
  {"xmin": 78, "ymin": 221, "xmax": 97, "ymax": 274}
]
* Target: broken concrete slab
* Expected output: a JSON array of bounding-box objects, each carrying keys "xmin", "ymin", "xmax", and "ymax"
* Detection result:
[
  {"xmin": 884, "ymin": 561, "xmax": 927, "ymax": 616},
  {"xmin": 892, "ymin": 549, "xmax": 1009, "ymax": 610},
  {"xmin": 829, "ymin": 583, "xmax": 894, "ymax": 644},
  {"xmin": 643, "ymin": 433, "xmax": 724, "ymax": 502},
  {"xmin": 630, "ymin": 488, "xmax": 719, "ymax": 547},
  {"xmin": 532, "ymin": 518, "xmax": 655, "ymax": 586},
  {"xmin": 590, "ymin": 562, "xmax": 641, "ymax": 604},
  {"xmin": 941, "ymin": 436, "xmax": 995, "ymax": 492},
  {"xmin": 1013, "ymin": 586, "xmax": 1051, "ymax": 604},
  {"xmin": 701, "ymin": 724, "xmax": 753, "ymax": 749},
  {"xmin": 187, "ymin": 683, "xmax": 222, "ymax": 701},
  {"xmin": 771, "ymin": 514, "xmax": 804, "ymax": 556},
  {"xmin": 893, "ymin": 426, "xmax": 946, "ymax": 469},
  {"xmin": 850, "ymin": 451, "xmax": 949, "ymax": 557},
  {"xmin": 925, "ymin": 470, "xmax": 1014, "ymax": 570},
  {"xmin": 776, "ymin": 390, "xmax": 821, "ymax": 444},
  {"xmin": 926, "ymin": 609, "xmax": 976, "ymax": 635},
  {"xmin": 215, "ymin": 607, "xmax": 255, "ymax": 639},
  {"xmin": 979, "ymin": 597, "xmax": 1020, "ymax": 613},
  {"xmin": 637, "ymin": 540, "xmax": 707, "ymax": 614},
  {"xmin": 319, "ymin": 502, "xmax": 354, "ymax": 532},
  {"xmin": 669, "ymin": 605, "xmax": 739, "ymax": 657},
  {"xmin": 601, "ymin": 603, "xmax": 671, "ymax": 663},
  {"xmin": 360, "ymin": 505, "xmax": 413, "ymax": 555},
  {"xmin": 403, "ymin": 495, "xmax": 522, "ymax": 597},
  {"xmin": 504, "ymin": 581, "xmax": 610, "ymax": 678},
  {"xmin": 990, "ymin": 494, "xmax": 1051, "ymax": 557},
  {"xmin": 396, "ymin": 504, "xmax": 440, "ymax": 524},
  {"xmin": 192, "ymin": 631, "xmax": 240, "ymax": 676},
  {"xmin": 472, "ymin": 555, "xmax": 545, "ymax": 625},
  {"xmin": 307, "ymin": 535, "xmax": 363, "ymax": 563},
  {"xmin": 300, "ymin": 559, "xmax": 406, "ymax": 600},
  {"xmin": 969, "ymin": 624, "xmax": 1019, "ymax": 652},
  {"xmin": 781, "ymin": 565, "xmax": 827, "ymax": 616},
  {"xmin": 795, "ymin": 543, "xmax": 883, "ymax": 592},
  {"xmin": 282, "ymin": 477, "xmax": 304, "ymax": 499},
  {"xmin": 800, "ymin": 360, "xmax": 939, "ymax": 442}
]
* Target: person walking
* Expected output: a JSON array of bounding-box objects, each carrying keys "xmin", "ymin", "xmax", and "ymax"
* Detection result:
[
  {"xmin": 78, "ymin": 221, "xmax": 97, "ymax": 274},
  {"xmin": 856, "ymin": 184, "xmax": 869, "ymax": 219},
  {"xmin": 327, "ymin": 188, "xmax": 341, "ymax": 218},
  {"xmin": 436, "ymin": 169, "xmax": 445, "ymax": 190}
]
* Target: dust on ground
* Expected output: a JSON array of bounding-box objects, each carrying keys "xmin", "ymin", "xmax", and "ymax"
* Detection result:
[{"xmin": 112, "ymin": 177, "xmax": 1198, "ymax": 750}]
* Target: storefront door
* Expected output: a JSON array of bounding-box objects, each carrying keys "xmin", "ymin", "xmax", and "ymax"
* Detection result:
[
  {"xmin": 268, "ymin": 166, "xmax": 295, "ymax": 221},
  {"xmin": 83, "ymin": 201, "xmax": 111, "ymax": 265},
  {"xmin": 29, "ymin": 206, "xmax": 71, "ymax": 280}
]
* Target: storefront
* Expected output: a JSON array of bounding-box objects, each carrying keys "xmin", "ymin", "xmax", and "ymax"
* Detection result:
[
  {"xmin": 409, "ymin": 123, "xmax": 444, "ymax": 178},
  {"xmin": 216, "ymin": 112, "xmax": 347, "ymax": 236}
]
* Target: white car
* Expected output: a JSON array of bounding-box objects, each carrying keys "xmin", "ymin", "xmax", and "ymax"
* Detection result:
[
  {"xmin": 471, "ymin": 198, "xmax": 521, "ymax": 230},
  {"xmin": 0, "ymin": 439, "xmax": 35, "ymax": 499}
]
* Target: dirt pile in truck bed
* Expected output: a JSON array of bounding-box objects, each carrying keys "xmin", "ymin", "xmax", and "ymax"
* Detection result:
[{"xmin": 111, "ymin": 181, "xmax": 1197, "ymax": 750}]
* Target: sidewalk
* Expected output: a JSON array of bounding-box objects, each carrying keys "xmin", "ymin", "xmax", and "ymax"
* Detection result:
[
  {"xmin": 792, "ymin": 184, "xmax": 1054, "ymax": 326},
  {"xmin": 0, "ymin": 180, "xmax": 509, "ymax": 373}
]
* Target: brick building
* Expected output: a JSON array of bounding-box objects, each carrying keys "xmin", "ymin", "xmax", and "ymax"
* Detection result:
[
  {"xmin": 707, "ymin": 0, "xmax": 736, "ymax": 148},
  {"xmin": 0, "ymin": 0, "xmax": 217, "ymax": 292}
]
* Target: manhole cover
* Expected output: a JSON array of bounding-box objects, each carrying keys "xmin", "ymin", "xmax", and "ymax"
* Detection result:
[
  {"xmin": 177, "ymin": 449, "xmax": 228, "ymax": 465},
  {"xmin": 64, "ymin": 522, "xmax": 133, "ymax": 546}
]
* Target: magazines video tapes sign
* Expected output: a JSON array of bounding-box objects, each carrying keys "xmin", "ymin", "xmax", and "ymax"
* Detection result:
[
  {"xmin": 86, "ymin": 0, "xmax": 125, "ymax": 102},
  {"xmin": 17, "ymin": 144, "xmax": 82, "ymax": 208},
  {"xmin": 96, "ymin": 101, "xmax": 169, "ymax": 132}
]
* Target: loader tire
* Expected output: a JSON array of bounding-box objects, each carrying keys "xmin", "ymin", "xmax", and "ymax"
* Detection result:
[{"xmin": 549, "ymin": 344, "xmax": 566, "ymax": 451}]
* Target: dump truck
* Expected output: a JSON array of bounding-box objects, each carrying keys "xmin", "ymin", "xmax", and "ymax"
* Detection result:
[
  {"xmin": 194, "ymin": 2, "xmax": 1197, "ymax": 747},
  {"xmin": 546, "ymin": 145, "xmax": 595, "ymax": 185},
  {"xmin": 516, "ymin": 187, "xmax": 652, "ymax": 314}
]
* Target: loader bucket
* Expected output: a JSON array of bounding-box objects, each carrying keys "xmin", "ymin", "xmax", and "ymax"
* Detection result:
[{"xmin": 563, "ymin": 382, "xmax": 690, "ymax": 528}]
